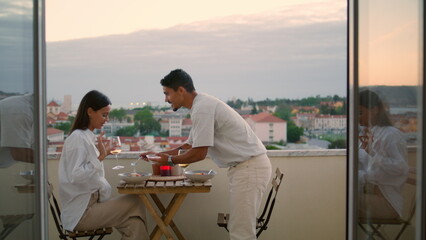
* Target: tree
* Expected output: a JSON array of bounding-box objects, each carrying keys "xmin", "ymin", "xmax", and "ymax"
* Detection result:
[
  {"xmin": 54, "ymin": 122, "xmax": 71, "ymax": 135},
  {"xmin": 319, "ymin": 104, "xmax": 332, "ymax": 115},
  {"xmin": 116, "ymin": 126, "xmax": 137, "ymax": 136},
  {"xmin": 68, "ymin": 115, "xmax": 75, "ymax": 124},
  {"xmin": 274, "ymin": 103, "xmax": 292, "ymax": 121},
  {"xmin": 226, "ymin": 98, "xmax": 244, "ymax": 109},
  {"xmin": 328, "ymin": 139, "xmax": 346, "ymax": 149},
  {"xmin": 251, "ymin": 105, "xmax": 258, "ymax": 114},
  {"xmin": 134, "ymin": 109, "xmax": 161, "ymax": 135},
  {"xmin": 109, "ymin": 108, "xmax": 127, "ymax": 122},
  {"xmin": 287, "ymin": 121, "xmax": 304, "ymax": 143}
]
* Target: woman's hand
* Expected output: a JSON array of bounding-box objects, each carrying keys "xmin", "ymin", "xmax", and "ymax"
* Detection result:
[
  {"xmin": 139, "ymin": 151, "xmax": 156, "ymax": 162},
  {"xmin": 96, "ymin": 132, "xmax": 110, "ymax": 161}
]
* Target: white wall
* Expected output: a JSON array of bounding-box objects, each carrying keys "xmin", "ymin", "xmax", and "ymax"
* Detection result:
[{"xmin": 47, "ymin": 151, "xmax": 348, "ymax": 240}]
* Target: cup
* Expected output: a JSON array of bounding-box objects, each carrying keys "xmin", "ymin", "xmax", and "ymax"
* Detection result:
[
  {"xmin": 171, "ymin": 165, "xmax": 183, "ymax": 176},
  {"xmin": 152, "ymin": 164, "xmax": 162, "ymax": 175},
  {"xmin": 160, "ymin": 165, "xmax": 172, "ymax": 176}
]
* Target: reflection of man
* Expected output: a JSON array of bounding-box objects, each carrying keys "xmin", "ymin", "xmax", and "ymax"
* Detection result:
[
  {"xmin": 358, "ymin": 90, "xmax": 409, "ymax": 219},
  {"xmin": 149, "ymin": 69, "xmax": 272, "ymax": 240},
  {"xmin": 0, "ymin": 93, "xmax": 35, "ymax": 218},
  {"xmin": 0, "ymin": 93, "xmax": 34, "ymax": 167}
]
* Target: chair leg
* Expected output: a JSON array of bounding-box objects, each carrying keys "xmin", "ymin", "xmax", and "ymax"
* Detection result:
[
  {"xmin": 0, "ymin": 226, "xmax": 17, "ymax": 240},
  {"xmin": 358, "ymin": 223, "xmax": 375, "ymax": 240},
  {"xmin": 368, "ymin": 224, "xmax": 387, "ymax": 240},
  {"xmin": 395, "ymin": 222, "xmax": 409, "ymax": 240},
  {"xmin": 0, "ymin": 214, "xmax": 34, "ymax": 240}
]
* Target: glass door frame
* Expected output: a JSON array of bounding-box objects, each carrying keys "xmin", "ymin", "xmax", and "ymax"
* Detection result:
[
  {"xmin": 348, "ymin": 0, "xmax": 425, "ymax": 239},
  {"xmin": 33, "ymin": 0, "xmax": 48, "ymax": 238}
]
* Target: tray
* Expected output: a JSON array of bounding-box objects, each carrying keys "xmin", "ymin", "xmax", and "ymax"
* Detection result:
[{"xmin": 149, "ymin": 175, "xmax": 186, "ymax": 181}]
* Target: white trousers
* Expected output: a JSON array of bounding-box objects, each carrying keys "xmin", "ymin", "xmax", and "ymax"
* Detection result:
[
  {"xmin": 75, "ymin": 192, "xmax": 149, "ymax": 240},
  {"xmin": 227, "ymin": 153, "xmax": 272, "ymax": 240}
]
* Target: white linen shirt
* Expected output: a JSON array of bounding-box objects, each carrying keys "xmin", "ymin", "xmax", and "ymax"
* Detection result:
[
  {"xmin": 358, "ymin": 126, "xmax": 409, "ymax": 216},
  {"xmin": 59, "ymin": 129, "xmax": 111, "ymax": 231},
  {"xmin": 0, "ymin": 94, "xmax": 33, "ymax": 168},
  {"xmin": 188, "ymin": 93, "xmax": 266, "ymax": 168}
]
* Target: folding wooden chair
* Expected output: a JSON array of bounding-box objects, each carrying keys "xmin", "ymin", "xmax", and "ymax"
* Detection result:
[
  {"xmin": 49, "ymin": 192, "xmax": 113, "ymax": 240},
  {"xmin": 358, "ymin": 168, "xmax": 416, "ymax": 240},
  {"xmin": 217, "ymin": 168, "xmax": 284, "ymax": 238}
]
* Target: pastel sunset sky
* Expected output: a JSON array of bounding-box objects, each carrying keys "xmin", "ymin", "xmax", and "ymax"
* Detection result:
[{"xmin": 43, "ymin": 0, "xmax": 420, "ymax": 108}]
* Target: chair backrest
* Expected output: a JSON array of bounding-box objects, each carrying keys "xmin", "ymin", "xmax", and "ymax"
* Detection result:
[
  {"xmin": 402, "ymin": 168, "xmax": 416, "ymax": 223},
  {"xmin": 49, "ymin": 191, "xmax": 69, "ymax": 239},
  {"xmin": 256, "ymin": 168, "xmax": 284, "ymax": 237}
]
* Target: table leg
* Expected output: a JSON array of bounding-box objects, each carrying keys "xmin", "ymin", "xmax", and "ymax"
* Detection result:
[
  {"xmin": 150, "ymin": 194, "xmax": 186, "ymax": 240},
  {"xmin": 137, "ymin": 194, "xmax": 174, "ymax": 240},
  {"xmin": 151, "ymin": 193, "xmax": 188, "ymax": 240}
]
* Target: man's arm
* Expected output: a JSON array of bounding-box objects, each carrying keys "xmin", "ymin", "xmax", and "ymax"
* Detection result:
[
  {"xmin": 156, "ymin": 145, "xmax": 208, "ymax": 165},
  {"xmin": 10, "ymin": 147, "xmax": 34, "ymax": 163}
]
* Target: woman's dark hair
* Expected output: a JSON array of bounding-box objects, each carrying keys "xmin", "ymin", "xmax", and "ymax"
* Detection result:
[
  {"xmin": 71, "ymin": 90, "xmax": 111, "ymax": 132},
  {"xmin": 160, "ymin": 69, "xmax": 195, "ymax": 93},
  {"xmin": 359, "ymin": 89, "xmax": 392, "ymax": 126}
]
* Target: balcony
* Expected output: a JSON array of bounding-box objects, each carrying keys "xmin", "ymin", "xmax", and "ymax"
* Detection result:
[{"xmin": 45, "ymin": 149, "xmax": 347, "ymax": 239}]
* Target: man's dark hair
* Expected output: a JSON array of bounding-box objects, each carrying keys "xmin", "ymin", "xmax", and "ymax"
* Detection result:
[{"xmin": 160, "ymin": 69, "xmax": 195, "ymax": 93}]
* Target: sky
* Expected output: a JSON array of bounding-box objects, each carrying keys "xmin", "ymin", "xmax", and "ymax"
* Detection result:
[
  {"xmin": 45, "ymin": 0, "xmax": 348, "ymax": 108},
  {"xmin": 358, "ymin": 0, "xmax": 421, "ymax": 87},
  {"xmin": 42, "ymin": 0, "xmax": 421, "ymax": 109},
  {"xmin": 46, "ymin": 0, "xmax": 338, "ymax": 42}
]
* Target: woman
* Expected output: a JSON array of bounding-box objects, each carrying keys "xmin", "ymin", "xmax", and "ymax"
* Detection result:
[
  {"xmin": 358, "ymin": 89, "xmax": 409, "ymax": 219},
  {"xmin": 58, "ymin": 90, "xmax": 148, "ymax": 240}
]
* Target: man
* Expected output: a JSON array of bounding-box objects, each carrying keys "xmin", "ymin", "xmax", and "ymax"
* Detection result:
[
  {"xmin": 147, "ymin": 69, "xmax": 272, "ymax": 240},
  {"xmin": 0, "ymin": 93, "xmax": 34, "ymax": 167},
  {"xmin": 0, "ymin": 93, "xmax": 35, "ymax": 219}
]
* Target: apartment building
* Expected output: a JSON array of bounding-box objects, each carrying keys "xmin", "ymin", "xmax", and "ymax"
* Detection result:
[{"xmin": 246, "ymin": 112, "xmax": 287, "ymax": 143}]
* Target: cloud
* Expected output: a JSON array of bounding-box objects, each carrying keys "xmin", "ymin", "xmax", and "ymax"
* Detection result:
[
  {"xmin": 47, "ymin": 4, "xmax": 346, "ymax": 108},
  {"xmin": 0, "ymin": 2, "xmax": 34, "ymax": 94}
]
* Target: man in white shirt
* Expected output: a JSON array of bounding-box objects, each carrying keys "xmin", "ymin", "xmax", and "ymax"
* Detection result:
[
  {"xmin": 0, "ymin": 94, "xmax": 34, "ymax": 168},
  {"xmin": 0, "ymin": 94, "xmax": 35, "ymax": 217},
  {"xmin": 151, "ymin": 69, "xmax": 272, "ymax": 240}
]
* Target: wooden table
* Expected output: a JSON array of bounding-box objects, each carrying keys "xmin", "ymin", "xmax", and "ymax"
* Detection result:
[
  {"xmin": 117, "ymin": 177, "xmax": 212, "ymax": 240},
  {"xmin": 14, "ymin": 184, "xmax": 35, "ymax": 193}
]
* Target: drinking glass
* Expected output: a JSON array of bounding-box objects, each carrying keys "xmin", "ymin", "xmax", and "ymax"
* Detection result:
[
  {"xmin": 178, "ymin": 149, "xmax": 190, "ymax": 172},
  {"xmin": 111, "ymin": 136, "xmax": 124, "ymax": 170}
]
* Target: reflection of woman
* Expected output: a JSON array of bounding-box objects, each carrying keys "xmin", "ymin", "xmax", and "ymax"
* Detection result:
[
  {"xmin": 358, "ymin": 90, "xmax": 409, "ymax": 219},
  {"xmin": 59, "ymin": 90, "xmax": 148, "ymax": 240}
]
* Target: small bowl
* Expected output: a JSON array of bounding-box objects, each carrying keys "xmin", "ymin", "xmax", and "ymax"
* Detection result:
[
  {"xmin": 20, "ymin": 170, "xmax": 35, "ymax": 183},
  {"xmin": 185, "ymin": 170, "xmax": 216, "ymax": 182},
  {"xmin": 118, "ymin": 172, "xmax": 151, "ymax": 184}
]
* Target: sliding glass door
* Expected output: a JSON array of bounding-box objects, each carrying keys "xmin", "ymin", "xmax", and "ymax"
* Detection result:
[
  {"xmin": 0, "ymin": 0, "xmax": 47, "ymax": 239},
  {"xmin": 349, "ymin": 0, "xmax": 424, "ymax": 239}
]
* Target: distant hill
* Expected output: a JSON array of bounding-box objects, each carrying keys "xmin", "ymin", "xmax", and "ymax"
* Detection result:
[{"xmin": 360, "ymin": 86, "xmax": 418, "ymax": 107}]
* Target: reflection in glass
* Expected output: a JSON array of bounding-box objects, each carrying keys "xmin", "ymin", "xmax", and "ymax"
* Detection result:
[
  {"xmin": 356, "ymin": 0, "xmax": 421, "ymax": 239},
  {"xmin": 0, "ymin": 0, "xmax": 36, "ymax": 239},
  {"xmin": 357, "ymin": 89, "xmax": 408, "ymax": 218}
]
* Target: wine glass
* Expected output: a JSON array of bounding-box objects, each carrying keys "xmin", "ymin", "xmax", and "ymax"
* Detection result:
[
  {"xmin": 178, "ymin": 149, "xmax": 190, "ymax": 172},
  {"xmin": 111, "ymin": 136, "xmax": 124, "ymax": 170}
]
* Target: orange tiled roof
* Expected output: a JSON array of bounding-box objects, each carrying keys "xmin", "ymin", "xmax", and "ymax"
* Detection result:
[
  {"xmin": 47, "ymin": 127, "xmax": 64, "ymax": 135},
  {"xmin": 47, "ymin": 101, "xmax": 60, "ymax": 107},
  {"xmin": 249, "ymin": 112, "xmax": 285, "ymax": 123}
]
